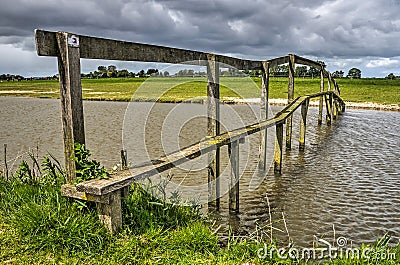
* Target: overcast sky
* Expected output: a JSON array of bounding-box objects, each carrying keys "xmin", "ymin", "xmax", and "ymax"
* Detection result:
[{"xmin": 1, "ymin": 0, "xmax": 399, "ymax": 77}]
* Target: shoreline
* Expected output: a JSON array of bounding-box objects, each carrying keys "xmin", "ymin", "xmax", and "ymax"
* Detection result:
[
  {"xmin": 226, "ymin": 98, "xmax": 400, "ymax": 112},
  {"xmin": 1, "ymin": 95, "xmax": 399, "ymax": 112}
]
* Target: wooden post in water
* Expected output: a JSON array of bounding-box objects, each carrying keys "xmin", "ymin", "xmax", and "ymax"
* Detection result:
[
  {"xmin": 286, "ymin": 54, "xmax": 295, "ymax": 150},
  {"xmin": 274, "ymin": 123, "xmax": 284, "ymax": 174},
  {"xmin": 207, "ymin": 53, "xmax": 220, "ymax": 210},
  {"xmin": 56, "ymin": 32, "xmax": 85, "ymax": 184},
  {"xmin": 229, "ymin": 140, "xmax": 240, "ymax": 212},
  {"xmin": 329, "ymin": 74, "xmax": 338, "ymax": 120},
  {"xmin": 318, "ymin": 67, "xmax": 324, "ymax": 125},
  {"xmin": 299, "ymin": 99, "xmax": 309, "ymax": 151},
  {"xmin": 325, "ymin": 94, "xmax": 332, "ymax": 125},
  {"xmin": 120, "ymin": 150, "xmax": 127, "ymax": 169},
  {"xmin": 259, "ymin": 61, "xmax": 270, "ymax": 172}
]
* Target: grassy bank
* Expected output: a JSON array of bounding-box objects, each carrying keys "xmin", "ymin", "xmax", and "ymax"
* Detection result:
[
  {"xmin": 2, "ymin": 177, "xmax": 400, "ymax": 264},
  {"xmin": 0, "ymin": 77, "xmax": 399, "ymax": 105},
  {"xmin": 1, "ymin": 155, "xmax": 400, "ymax": 264}
]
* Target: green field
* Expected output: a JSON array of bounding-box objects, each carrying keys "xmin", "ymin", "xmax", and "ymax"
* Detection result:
[{"xmin": 0, "ymin": 77, "xmax": 399, "ymax": 105}]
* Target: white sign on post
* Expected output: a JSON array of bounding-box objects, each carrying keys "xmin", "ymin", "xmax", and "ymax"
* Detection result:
[{"xmin": 68, "ymin": 35, "xmax": 79, "ymax": 47}]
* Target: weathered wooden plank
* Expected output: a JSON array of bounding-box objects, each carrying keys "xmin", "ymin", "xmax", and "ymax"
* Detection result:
[
  {"xmin": 294, "ymin": 55, "xmax": 323, "ymax": 69},
  {"xmin": 229, "ymin": 140, "xmax": 240, "ymax": 212},
  {"xmin": 286, "ymin": 54, "xmax": 295, "ymax": 150},
  {"xmin": 267, "ymin": 55, "xmax": 289, "ymax": 67},
  {"xmin": 61, "ymin": 184, "xmax": 110, "ymax": 204},
  {"xmin": 35, "ymin": 29, "xmax": 57, "ymax": 58},
  {"xmin": 274, "ymin": 123, "xmax": 284, "ymax": 174},
  {"xmin": 35, "ymin": 29, "xmax": 262, "ymax": 70},
  {"xmin": 96, "ymin": 190, "xmax": 122, "ymax": 234},
  {"xmin": 259, "ymin": 61, "xmax": 270, "ymax": 172},
  {"xmin": 318, "ymin": 69, "xmax": 325, "ymax": 125},
  {"xmin": 56, "ymin": 32, "xmax": 85, "ymax": 184},
  {"xmin": 299, "ymin": 99, "xmax": 309, "ymax": 151},
  {"xmin": 207, "ymin": 54, "xmax": 220, "ymax": 210}
]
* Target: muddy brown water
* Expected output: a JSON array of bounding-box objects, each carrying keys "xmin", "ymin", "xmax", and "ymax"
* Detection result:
[{"xmin": 1, "ymin": 96, "xmax": 399, "ymax": 246}]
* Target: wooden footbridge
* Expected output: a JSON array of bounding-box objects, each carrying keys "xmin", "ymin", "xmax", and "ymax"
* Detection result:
[{"xmin": 35, "ymin": 30, "xmax": 345, "ymax": 233}]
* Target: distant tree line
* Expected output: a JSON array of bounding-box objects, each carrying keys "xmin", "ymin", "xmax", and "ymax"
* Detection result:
[
  {"xmin": 82, "ymin": 65, "xmax": 166, "ymax": 78},
  {"xmin": 4, "ymin": 65, "xmax": 397, "ymax": 81},
  {"xmin": 0, "ymin": 74, "xmax": 25, "ymax": 81}
]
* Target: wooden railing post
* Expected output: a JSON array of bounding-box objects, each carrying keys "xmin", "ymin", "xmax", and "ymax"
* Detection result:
[
  {"xmin": 299, "ymin": 99, "xmax": 309, "ymax": 151},
  {"xmin": 56, "ymin": 32, "xmax": 85, "ymax": 184},
  {"xmin": 327, "ymin": 72, "xmax": 332, "ymax": 91},
  {"xmin": 259, "ymin": 61, "xmax": 270, "ymax": 172},
  {"xmin": 274, "ymin": 123, "xmax": 284, "ymax": 174},
  {"xmin": 329, "ymin": 74, "xmax": 338, "ymax": 120},
  {"xmin": 325, "ymin": 94, "xmax": 332, "ymax": 125},
  {"xmin": 318, "ymin": 67, "xmax": 325, "ymax": 125},
  {"xmin": 229, "ymin": 140, "xmax": 239, "ymax": 212},
  {"xmin": 207, "ymin": 53, "xmax": 220, "ymax": 210},
  {"xmin": 324, "ymin": 95, "xmax": 332, "ymax": 125},
  {"xmin": 286, "ymin": 54, "xmax": 295, "ymax": 150}
]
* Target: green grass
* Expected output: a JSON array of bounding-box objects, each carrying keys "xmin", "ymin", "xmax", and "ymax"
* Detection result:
[
  {"xmin": 1, "ymin": 77, "xmax": 399, "ymax": 105},
  {"xmin": 1, "ymin": 170, "xmax": 400, "ymax": 264}
]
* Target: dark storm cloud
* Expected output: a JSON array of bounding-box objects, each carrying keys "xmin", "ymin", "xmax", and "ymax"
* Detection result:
[{"xmin": 0, "ymin": 0, "xmax": 399, "ymax": 76}]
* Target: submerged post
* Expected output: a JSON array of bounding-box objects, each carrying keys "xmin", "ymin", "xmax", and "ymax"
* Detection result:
[
  {"xmin": 120, "ymin": 150, "xmax": 128, "ymax": 169},
  {"xmin": 299, "ymin": 99, "xmax": 309, "ymax": 151},
  {"xmin": 274, "ymin": 123, "xmax": 284, "ymax": 174},
  {"xmin": 325, "ymin": 93, "xmax": 332, "ymax": 125},
  {"xmin": 56, "ymin": 32, "xmax": 85, "ymax": 184},
  {"xmin": 318, "ymin": 67, "xmax": 325, "ymax": 125},
  {"xmin": 229, "ymin": 140, "xmax": 240, "ymax": 213},
  {"xmin": 286, "ymin": 54, "xmax": 295, "ymax": 150},
  {"xmin": 329, "ymin": 74, "xmax": 338, "ymax": 119},
  {"xmin": 259, "ymin": 61, "xmax": 270, "ymax": 172},
  {"xmin": 207, "ymin": 54, "xmax": 220, "ymax": 210}
]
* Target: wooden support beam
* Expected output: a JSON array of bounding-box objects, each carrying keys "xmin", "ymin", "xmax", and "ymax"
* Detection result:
[
  {"xmin": 267, "ymin": 55, "xmax": 289, "ymax": 67},
  {"xmin": 274, "ymin": 123, "xmax": 284, "ymax": 174},
  {"xmin": 294, "ymin": 55, "xmax": 323, "ymax": 70},
  {"xmin": 35, "ymin": 29, "xmax": 262, "ymax": 70},
  {"xmin": 96, "ymin": 190, "xmax": 122, "ymax": 234},
  {"xmin": 228, "ymin": 140, "xmax": 240, "ymax": 213},
  {"xmin": 325, "ymin": 94, "xmax": 332, "ymax": 125},
  {"xmin": 56, "ymin": 32, "xmax": 85, "ymax": 184},
  {"xmin": 259, "ymin": 61, "xmax": 270, "ymax": 172},
  {"xmin": 332, "ymin": 99, "xmax": 338, "ymax": 120},
  {"xmin": 341, "ymin": 101, "xmax": 346, "ymax": 113},
  {"xmin": 318, "ymin": 69, "xmax": 325, "ymax": 125},
  {"xmin": 286, "ymin": 54, "xmax": 295, "ymax": 150},
  {"xmin": 299, "ymin": 99, "xmax": 309, "ymax": 151},
  {"xmin": 327, "ymin": 72, "xmax": 332, "ymax": 91},
  {"xmin": 207, "ymin": 53, "xmax": 220, "ymax": 210}
]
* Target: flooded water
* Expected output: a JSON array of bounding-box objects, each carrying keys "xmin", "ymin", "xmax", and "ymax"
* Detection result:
[{"xmin": 1, "ymin": 96, "xmax": 399, "ymax": 246}]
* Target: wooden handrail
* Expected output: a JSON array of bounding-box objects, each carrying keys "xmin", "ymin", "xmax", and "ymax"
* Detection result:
[{"xmin": 65, "ymin": 91, "xmax": 344, "ymax": 197}]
